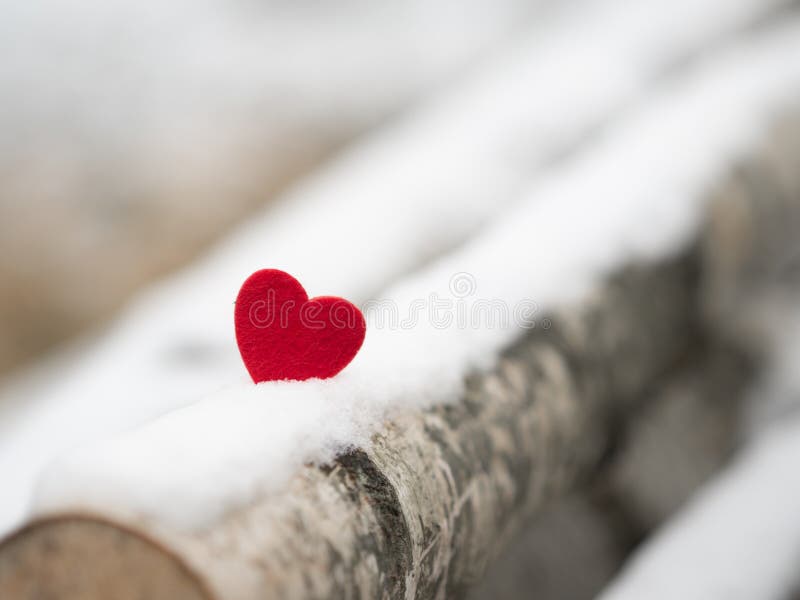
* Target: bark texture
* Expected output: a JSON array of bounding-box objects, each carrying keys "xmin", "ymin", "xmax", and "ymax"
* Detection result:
[
  {"xmin": 2, "ymin": 109, "xmax": 800, "ymax": 600},
  {"xmin": 469, "ymin": 343, "xmax": 752, "ymax": 600}
]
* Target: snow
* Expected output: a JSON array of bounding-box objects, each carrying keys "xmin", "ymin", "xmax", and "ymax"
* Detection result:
[
  {"xmin": 2, "ymin": 0, "xmax": 782, "ymax": 537},
  {"xmin": 22, "ymin": 18, "xmax": 800, "ymax": 531},
  {"xmin": 0, "ymin": 0, "xmax": 546, "ymax": 172},
  {"xmin": 598, "ymin": 316, "xmax": 800, "ymax": 600}
]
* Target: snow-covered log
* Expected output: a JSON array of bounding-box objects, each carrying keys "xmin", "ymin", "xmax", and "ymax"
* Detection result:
[
  {"xmin": 5, "ymin": 102, "xmax": 800, "ymax": 596},
  {"xmin": 597, "ymin": 113, "xmax": 800, "ymax": 600},
  {"xmin": 1, "ymin": 0, "xmax": 795, "ymax": 538},
  {"xmin": 0, "ymin": 251, "xmax": 700, "ymax": 600},
  {"xmin": 3, "ymin": 13, "xmax": 800, "ymax": 600}
]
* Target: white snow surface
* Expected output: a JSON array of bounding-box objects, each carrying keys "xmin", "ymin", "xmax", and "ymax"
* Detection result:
[
  {"xmin": 24, "ymin": 20, "xmax": 800, "ymax": 531},
  {"xmin": 0, "ymin": 0, "xmax": 785, "ymax": 537},
  {"xmin": 598, "ymin": 316, "xmax": 800, "ymax": 600}
]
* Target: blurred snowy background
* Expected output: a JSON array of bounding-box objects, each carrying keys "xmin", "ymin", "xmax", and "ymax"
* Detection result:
[
  {"xmin": 2, "ymin": 0, "xmax": 800, "ymax": 598},
  {"xmin": 0, "ymin": 0, "xmax": 546, "ymax": 375}
]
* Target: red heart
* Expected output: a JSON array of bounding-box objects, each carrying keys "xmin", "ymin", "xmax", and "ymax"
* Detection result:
[{"xmin": 234, "ymin": 269, "xmax": 366, "ymax": 382}]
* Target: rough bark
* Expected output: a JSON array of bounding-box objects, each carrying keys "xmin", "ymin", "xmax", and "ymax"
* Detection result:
[
  {"xmin": 469, "ymin": 343, "xmax": 752, "ymax": 600},
  {"xmin": 2, "ymin": 111, "xmax": 800, "ymax": 600}
]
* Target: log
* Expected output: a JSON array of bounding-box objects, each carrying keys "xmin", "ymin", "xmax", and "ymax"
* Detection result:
[
  {"xmin": 0, "ymin": 329, "xmax": 750, "ymax": 600},
  {"xmin": 0, "ymin": 518, "xmax": 212, "ymax": 600},
  {"xmin": 0, "ymin": 252, "xmax": 700, "ymax": 600},
  {"xmin": 4, "ymin": 52, "xmax": 800, "ymax": 600},
  {"xmin": 481, "ymin": 106, "xmax": 800, "ymax": 600},
  {"xmin": 469, "ymin": 342, "xmax": 752, "ymax": 600},
  {"xmin": 589, "ymin": 114, "xmax": 800, "ymax": 600}
]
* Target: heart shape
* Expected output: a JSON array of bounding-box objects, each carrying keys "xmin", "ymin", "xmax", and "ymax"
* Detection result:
[{"xmin": 235, "ymin": 269, "xmax": 366, "ymax": 382}]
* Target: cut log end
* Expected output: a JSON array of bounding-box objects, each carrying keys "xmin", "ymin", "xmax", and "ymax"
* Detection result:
[{"xmin": 0, "ymin": 516, "xmax": 212, "ymax": 600}]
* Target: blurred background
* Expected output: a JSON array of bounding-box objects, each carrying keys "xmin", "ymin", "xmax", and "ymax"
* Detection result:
[
  {"xmin": 2, "ymin": 0, "xmax": 800, "ymax": 598},
  {"xmin": 0, "ymin": 0, "xmax": 546, "ymax": 376}
]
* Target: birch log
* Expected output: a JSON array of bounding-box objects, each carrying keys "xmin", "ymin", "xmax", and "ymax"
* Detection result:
[
  {"xmin": 2, "ymin": 96, "xmax": 800, "ymax": 600},
  {"xmin": 0, "ymin": 252, "xmax": 700, "ymax": 600}
]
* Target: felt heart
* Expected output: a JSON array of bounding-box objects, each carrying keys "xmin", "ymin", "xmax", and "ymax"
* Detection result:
[{"xmin": 235, "ymin": 269, "xmax": 366, "ymax": 382}]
